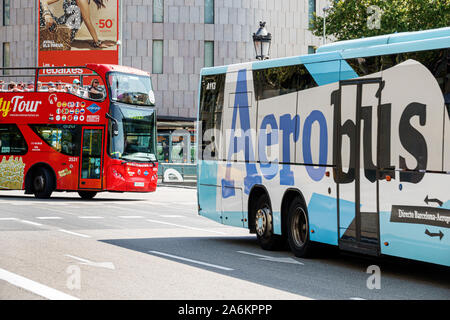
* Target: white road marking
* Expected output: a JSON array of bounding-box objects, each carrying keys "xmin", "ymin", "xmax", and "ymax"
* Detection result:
[
  {"xmin": 159, "ymin": 215, "xmax": 184, "ymax": 218},
  {"xmin": 149, "ymin": 251, "xmax": 234, "ymax": 271},
  {"xmin": 117, "ymin": 216, "xmax": 144, "ymax": 219},
  {"xmin": 19, "ymin": 220, "xmax": 43, "ymax": 227},
  {"xmin": 237, "ymin": 251, "xmax": 304, "ymax": 265},
  {"xmin": 65, "ymin": 255, "xmax": 115, "ymax": 270},
  {"xmin": 0, "ymin": 268, "xmax": 79, "ymax": 300},
  {"xmin": 58, "ymin": 229, "xmax": 91, "ymax": 238},
  {"xmin": 78, "ymin": 216, "xmax": 104, "ymax": 219},
  {"xmin": 39, "ymin": 207, "xmax": 76, "ymax": 216},
  {"xmin": 146, "ymin": 219, "xmax": 227, "ymax": 235},
  {"xmin": 350, "ymin": 297, "xmax": 367, "ymax": 300},
  {"xmin": 1, "ymin": 201, "xmax": 41, "ymax": 206},
  {"xmin": 36, "ymin": 217, "xmax": 63, "ymax": 220}
]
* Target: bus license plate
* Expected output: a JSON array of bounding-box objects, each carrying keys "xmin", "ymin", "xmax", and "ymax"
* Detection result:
[{"xmin": 134, "ymin": 182, "xmax": 145, "ymax": 187}]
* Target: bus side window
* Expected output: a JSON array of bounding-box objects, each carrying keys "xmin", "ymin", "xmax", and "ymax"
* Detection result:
[
  {"xmin": 199, "ymin": 74, "xmax": 225, "ymax": 161},
  {"xmin": 346, "ymin": 56, "xmax": 383, "ymax": 76},
  {"xmin": 0, "ymin": 124, "xmax": 28, "ymax": 155},
  {"xmin": 30, "ymin": 125, "xmax": 81, "ymax": 156},
  {"xmin": 253, "ymin": 64, "xmax": 316, "ymax": 101}
]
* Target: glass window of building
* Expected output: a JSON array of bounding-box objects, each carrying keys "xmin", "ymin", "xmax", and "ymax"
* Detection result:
[
  {"xmin": 204, "ymin": 41, "xmax": 214, "ymax": 68},
  {"xmin": 3, "ymin": 43, "xmax": 10, "ymax": 75},
  {"xmin": 3, "ymin": 0, "xmax": 10, "ymax": 26},
  {"xmin": 153, "ymin": 0, "xmax": 164, "ymax": 23},
  {"xmin": 152, "ymin": 40, "xmax": 163, "ymax": 74},
  {"xmin": 308, "ymin": 0, "xmax": 316, "ymax": 29},
  {"xmin": 204, "ymin": 0, "xmax": 214, "ymax": 24}
]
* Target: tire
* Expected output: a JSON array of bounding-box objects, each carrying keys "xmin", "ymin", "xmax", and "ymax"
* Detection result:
[
  {"xmin": 287, "ymin": 198, "xmax": 313, "ymax": 258},
  {"xmin": 253, "ymin": 193, "xmax": 284, "ymax": 251},
  {"xmin": 78, "ymin": 191, "xmax": 97, "ymax": 200},
  {"xmin": 33, "ymin": 167, "xmax": 54, "ymax": 199}
]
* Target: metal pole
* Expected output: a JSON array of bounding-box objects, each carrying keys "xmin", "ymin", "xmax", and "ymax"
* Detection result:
[
  {"xmin": 119, "ymin": 0, "xmax": 123, "ymax": 65},
  {"xmin": 323, "ymin": 13, "xmax": 326, "ymax": 45}
]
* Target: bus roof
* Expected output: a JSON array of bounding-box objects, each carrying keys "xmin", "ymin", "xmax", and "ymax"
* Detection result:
[
  {"xmin": 200, "ymin": 27, "xmax": 450, "ymax": 76},
  {"xmin": 317, "ymin": 27, "xmax": 450, "ymax": 53},
  {"xmin": 86, "ymin": 64, "xmax": 150, "ymax": 77}
]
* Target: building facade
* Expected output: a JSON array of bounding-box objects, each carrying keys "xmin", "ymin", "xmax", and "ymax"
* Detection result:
[{"xmin": 0, "ymin": 0, "xmax": 330, "ymax": 123}]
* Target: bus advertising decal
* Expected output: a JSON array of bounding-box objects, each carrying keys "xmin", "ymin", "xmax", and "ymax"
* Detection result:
[
  {"xmin": 390, "ymin": 205, "xmax": 450, "ymax": 230},
  {"xmin": 87, "ymin": 104, "xmax": 101, "ymax": 114},
  {"xmin": 48, "ymin": 94, "xmax": 58, "ymax": 105},
  {"xmin": 218, "ymin": 60, "xmax": 445, "ymax": 199},
  {"xmin": 58, "ymin": 168, "xmax": 72, "ymax": 178},
  {"xmin": 0, "ymin": 156, "xmax": 26, "ymax": 190},
  {"xmin": 0, "ymin": 96, "xmax": 42, "ymax": 118},
  {"xmin": 87, "ymin": 115, "xmax": 100, "ymax": 123}
]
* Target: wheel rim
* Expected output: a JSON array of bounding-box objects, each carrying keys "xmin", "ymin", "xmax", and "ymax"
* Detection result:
[
  {"xmin": 292, "ymin": 207, "xmax": 308, "ymax": 248},
  {"xmin": 255, "ymin": 207, "xmax": 269, "ymax": 237},
  {"xmin": 34, "ymin": 175, "xmax": 45, "ymax": 192}
]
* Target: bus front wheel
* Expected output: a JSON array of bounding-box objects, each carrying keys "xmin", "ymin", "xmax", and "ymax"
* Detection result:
[
  {"xmin": 33, "ymin": 168, "xmax": 54, "ymax": 199},
  {"xmin": 287, "ymin": 198, "xmax": 313, "ymax": 258},
  {"xmin": 253, "ymin": 194, "xmax": 284, "ymax": 251},
  {"xmin": 78, "ymin": 191, "xmax": 97, "ymax": 200}
]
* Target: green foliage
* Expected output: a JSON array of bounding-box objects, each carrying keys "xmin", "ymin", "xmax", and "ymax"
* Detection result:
[{"xmin": 311, "ymin": 0, "xmax": 450, "ymax": 41}]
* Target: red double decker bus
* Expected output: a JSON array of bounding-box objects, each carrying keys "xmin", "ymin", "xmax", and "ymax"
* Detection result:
[{"xmin": 0, "ymin": 64, "xmax": 158, "ymax": 199}]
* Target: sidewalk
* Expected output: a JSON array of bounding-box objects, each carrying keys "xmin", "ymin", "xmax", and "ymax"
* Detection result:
[{"xmin": 157, "ymin": 179, "xmax": 196, "ymax": 189}]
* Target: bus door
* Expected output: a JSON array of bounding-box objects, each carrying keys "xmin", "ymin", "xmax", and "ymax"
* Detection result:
[
  {"xmin": 335, "ymin": 78, "xmax": 383, "ymax": 256},
  {"xmin": 79, "ymin": 127, "xmax": 104, "ymax": 189}
]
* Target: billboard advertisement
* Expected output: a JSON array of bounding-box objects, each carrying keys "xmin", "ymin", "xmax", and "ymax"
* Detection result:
[{"xmin": 37, "ymin": 0, "xmax": 120, "ymax": 67}]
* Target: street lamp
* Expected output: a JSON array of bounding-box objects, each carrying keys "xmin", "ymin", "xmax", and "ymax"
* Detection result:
[
  {"xmin": 253, "ymin": 21, "xmax": 272, "ymax": 60},
  {"xmin": 323, "ymin": 6, "xmax": 331, "ymax": 45}
]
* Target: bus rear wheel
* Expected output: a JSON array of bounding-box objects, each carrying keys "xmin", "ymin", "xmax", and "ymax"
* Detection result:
[
  {"xmin": 287, "ymin": 198, "xmax": 313, "ymax": 258},
  {"xmin": 33, "ymin": 168, "xmax": 54, "ymax": 199},
  {"xmin": 78, "ymin": 191, "xmax": 97, "ymax": 200},
  {"xmin": 253, "ymin": 193, "xmax": 284, "ymax": 251}
]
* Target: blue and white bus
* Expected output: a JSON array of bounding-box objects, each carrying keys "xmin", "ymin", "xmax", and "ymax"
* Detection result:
[{"xmin": 196, "ymin": 27, "xmax": 450, "ymax": 267}]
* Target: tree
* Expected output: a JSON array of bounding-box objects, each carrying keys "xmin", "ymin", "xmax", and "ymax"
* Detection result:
[{"xmin": 310, "ymin": 0, "xmax": 450, "ymax": 42}]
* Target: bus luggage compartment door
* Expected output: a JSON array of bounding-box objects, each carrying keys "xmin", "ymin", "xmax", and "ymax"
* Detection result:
[
  {"xmin": 335, "ymin": 78, "xmax": 382, "ymax": 256},
  {"xmin": 79, "ymin": 127, "xmax": 104, "ymax": 190},
  {"xmin": 221, "ymin": 186, "xmax": 244, "ymax": 228}
]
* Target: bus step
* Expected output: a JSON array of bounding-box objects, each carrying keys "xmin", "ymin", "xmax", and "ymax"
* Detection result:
[{"xmin": 339, "ymin": 240, "xmax": 380, "ymax": 257}]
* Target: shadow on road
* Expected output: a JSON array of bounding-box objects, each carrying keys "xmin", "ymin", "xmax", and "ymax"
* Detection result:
[{"xmin": 100, "ymin": 236, "xmax": 450, "ymax": 300}]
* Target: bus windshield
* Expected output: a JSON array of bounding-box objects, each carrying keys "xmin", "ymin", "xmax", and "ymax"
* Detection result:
[
  {"xmin": 108, "ymin": 72, "xmax": 155, "ymax": 106},
  {"xmin": 109, "ymin": 104, "xmax": 157, "ymax": 163}
]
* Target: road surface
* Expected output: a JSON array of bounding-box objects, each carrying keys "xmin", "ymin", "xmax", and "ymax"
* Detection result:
[{"xmin": 0, "ymin": 186, "xmax": 449, "ymax": 300}]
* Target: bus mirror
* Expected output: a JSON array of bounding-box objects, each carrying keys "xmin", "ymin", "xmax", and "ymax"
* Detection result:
[
  {"xmin": 149, "ymin": 90, "xmax": 155, "ymax": 105},
  {"xmin": 112, "ymin": 122, "xmax": 119, "ymax": 136},
  {"xmin": 106, "ymin": 113, "xmax": 119, "ymax": 136}
]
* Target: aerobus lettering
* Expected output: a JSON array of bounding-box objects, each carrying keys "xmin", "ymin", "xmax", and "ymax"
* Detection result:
[
  {"xmin": 258, "ymin": 114, "xmax": 278, "ymax": 180},
  {"xmin": 399, "ymin": 102, "xmax": 428, "ymax": 183},
  {"xmin": 302, "ymin": 110, "xmax": 328, "ymax": 182},
  {"xmin": 279, "ymin": 113, "xmax": 300, "ymax": 186},
  {"xmin": 222, "ymin": 69, "xmax": 261, "ymax": 198},
  {"xmin": 221, "ymin": 73, "xmax": 431, "ymax": 198}
]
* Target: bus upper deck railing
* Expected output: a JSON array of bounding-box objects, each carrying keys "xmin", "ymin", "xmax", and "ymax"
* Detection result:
[{"xmin": 0, "ymin": 66, "xmax": 106, "ymax": 101}]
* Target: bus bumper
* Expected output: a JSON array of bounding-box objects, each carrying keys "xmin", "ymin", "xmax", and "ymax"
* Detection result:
[{"xmin": 106, "ymin": 162, "xmax": 158, "ymax": 193}]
